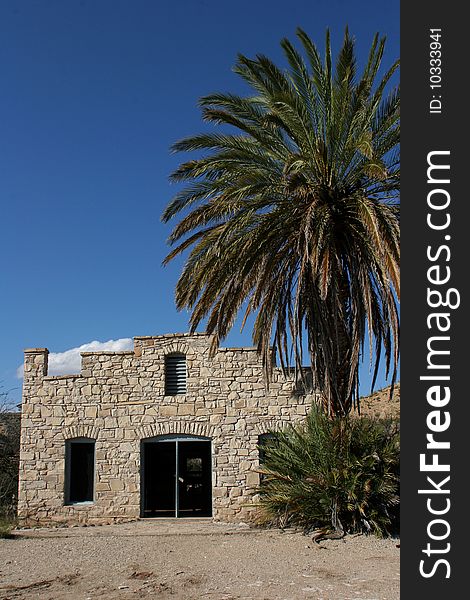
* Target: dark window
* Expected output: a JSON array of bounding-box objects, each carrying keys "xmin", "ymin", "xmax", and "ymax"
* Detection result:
[
  {"xmin": 165, "ymin": 353, "xmax": 186, "ymax": 395},
  {"xmin": 258, "ymin": 433, "xmax": 277, "ymax": 480},
  {"xmin": 65, "ymin": 438, "xmax": 95, "ymax": 504}
]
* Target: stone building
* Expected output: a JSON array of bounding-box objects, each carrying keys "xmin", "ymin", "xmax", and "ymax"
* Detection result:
[{"xmin": 18, "ymin": 333, "xmax": 316, "ymax": 526}]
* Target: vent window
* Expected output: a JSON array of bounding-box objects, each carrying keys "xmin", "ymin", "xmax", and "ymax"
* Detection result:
[{"xmin": 165, "ymin": 353, "xmax": 187, "ymax": 395}]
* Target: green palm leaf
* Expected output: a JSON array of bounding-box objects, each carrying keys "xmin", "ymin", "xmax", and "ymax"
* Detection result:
[{"xmin": 162, "ymin": 28, "xmax": 400, "ymax": 416}]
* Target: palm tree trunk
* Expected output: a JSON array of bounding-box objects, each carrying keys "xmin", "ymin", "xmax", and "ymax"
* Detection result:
[{"xmin": 327, "ymin": 279, "xmax": 354, "ymax": 417}]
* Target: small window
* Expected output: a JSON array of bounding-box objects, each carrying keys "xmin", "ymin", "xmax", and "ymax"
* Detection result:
[
  {"xmin": 258, "ymin": 433, "xmax": 277, "ymax": 481},
  {"xmin": 258, "ymin": 433, "xmax": 277, "ymax": 465},
  {"xmin": 165, "ymin": 353, "xmax": 187, "ymax": 395},
  {"xmin": 65, "ymin": 438, "xmax": 95, "ymax": 504}
]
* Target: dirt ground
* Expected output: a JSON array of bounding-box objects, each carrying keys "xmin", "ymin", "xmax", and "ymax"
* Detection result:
[{"xmin": 0, "ymin": 519, "xmax": 399, "ymax": 600}]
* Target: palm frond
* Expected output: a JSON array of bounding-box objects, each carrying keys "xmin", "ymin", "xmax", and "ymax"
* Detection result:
[{"xmin": 162, "ymin": 28, "xmax": 400, "ymax": 416}]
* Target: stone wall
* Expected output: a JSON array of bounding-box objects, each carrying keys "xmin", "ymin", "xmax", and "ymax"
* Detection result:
[{"xmin": 18, "ymin": 333, "xmax": 316, "ymax": 526}]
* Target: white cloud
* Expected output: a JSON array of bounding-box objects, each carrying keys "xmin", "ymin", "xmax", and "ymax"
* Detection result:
[{"xmin": 16, "ymin": 338, "xmax": 134, "ymax": 379}]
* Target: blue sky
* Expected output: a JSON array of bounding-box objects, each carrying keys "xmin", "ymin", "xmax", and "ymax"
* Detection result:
[{"xmin": 0, "ymin": 0, "xmax": 399, "ymax": 406}]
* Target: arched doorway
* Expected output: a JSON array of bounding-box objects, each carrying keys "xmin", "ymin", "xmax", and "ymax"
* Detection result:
[{"xmin": 141, "ymin": 434, "xmax": 212, "ymax": 518}]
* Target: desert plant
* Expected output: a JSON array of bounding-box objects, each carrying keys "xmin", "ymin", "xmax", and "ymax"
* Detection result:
[
  {"xmin": 0, "ymin": 514, "xmax": 16, "ymax": 539},
  {"xmin": 256, "ymin": 406, "xmax": 399, "ymax": 537},
  {"xmin": 162, "ymin": 28, "xmax": 400, "ymax": 416}
]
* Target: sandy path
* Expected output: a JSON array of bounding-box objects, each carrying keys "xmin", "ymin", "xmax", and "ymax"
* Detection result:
[{"xmin": 0, "ymin": 520, "xmax": 399, "ymax": 600}]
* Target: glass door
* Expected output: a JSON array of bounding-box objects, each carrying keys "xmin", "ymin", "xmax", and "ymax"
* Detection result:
[
  {"xmin": 142, "ymin": 440, "xmax": 177, "ymax": 517},
  {"xmin": 177, "ymin": 441, "xmax": 212, "ymax": 517},
  {"xmin": 141, "ymin": 436, "xmax": 212, "ymax": 518}
]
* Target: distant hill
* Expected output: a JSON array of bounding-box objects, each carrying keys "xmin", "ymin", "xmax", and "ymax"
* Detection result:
[{"xmin": 358, "ymin": 382, "xmax": 400, "ymax": 419}]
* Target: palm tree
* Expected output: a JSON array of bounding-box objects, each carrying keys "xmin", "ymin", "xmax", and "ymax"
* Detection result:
[{"xmin": 162, "ymin": 28, "xmax": 400, "ymax": 417}]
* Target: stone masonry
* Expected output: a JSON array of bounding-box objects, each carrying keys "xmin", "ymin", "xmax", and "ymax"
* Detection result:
[{"xmin": 18, "ymin": 333, "xmax": 316, "ymax": 526}]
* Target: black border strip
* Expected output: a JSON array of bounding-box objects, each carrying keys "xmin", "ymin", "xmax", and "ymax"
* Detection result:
[{"xmin": 401, "ymin": 3, "xmax": 466, "ymax": 596}]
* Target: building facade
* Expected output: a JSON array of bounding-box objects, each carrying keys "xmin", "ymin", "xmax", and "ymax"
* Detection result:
[{"xmin": 18, "ymin": 333, "xmax": 315, "ymax": 526}]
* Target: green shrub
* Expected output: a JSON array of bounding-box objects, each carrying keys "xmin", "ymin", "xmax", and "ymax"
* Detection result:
[
  {"xmin": 256, "ymin": 407, "xmax": 399, "ymax": 537},
  {"xmin": 0, "ymin": 514, "xmax": 16, "ymax": 539}
]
